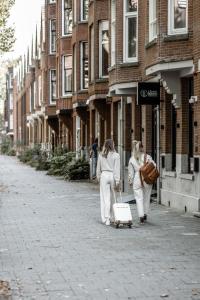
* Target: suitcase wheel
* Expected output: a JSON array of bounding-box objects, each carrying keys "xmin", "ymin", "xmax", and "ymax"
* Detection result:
[{"xmin": 116, "ymin": 221, "xmax": 120, "ymax": 229}]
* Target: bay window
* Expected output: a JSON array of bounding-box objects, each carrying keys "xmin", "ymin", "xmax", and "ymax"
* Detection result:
[
  {"xmin": 99, "ymin": 21, "xmax": 109, "ymax": 78},
  {"xmin": 168, "ymin": 0, "xmax": 188, "ymax": 35},
  {"xmin": 62, "ymin": 0, "xmax": 72, "ymax": 36},
  {"xmin": 124, "ymin": 0, "xmax": 138, "ymax": 62},
  {"xmin": 62, "ymin": 55, "xmax": 72, "ymax": 95}
]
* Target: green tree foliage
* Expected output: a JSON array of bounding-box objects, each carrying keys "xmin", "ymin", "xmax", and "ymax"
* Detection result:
[{"xmin": 0, "ymin": 0, "xmax": 15, "ymax": 53}]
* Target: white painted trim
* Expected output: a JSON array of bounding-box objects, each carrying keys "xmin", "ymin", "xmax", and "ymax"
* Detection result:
[
  {"xmin": 146, "ymin": 60, "xmax": 194, "ymax": 76},
  {"xmin": 80, "ymin": 0, "xmax": 88, "ymax": 21},
  {"xmin": 99, "ymin": 20, "xmax": 109, "ymax": 79},
  {"xmin": 49, "ymin": 19, "xmax": 56, "ymax": 54},
  {"xmin": 80, "ymin": 42, "xmax": 88, "ymax": 90},
  {"xmin": 49, "ymin": 69, "xmax": 56, "ymax": 105},
  {"xmin": 88, "ymin": 94, "xmax": 108, "ymax": 102},
  {"xmin": 123, "ymin": 0, "xmax": 138, "ymax": 63},
  {"xmin": 62, "ymin": 0, "xmax": 72, "ymax": 36},
  {"xmin": 163, "ymin": 170, "xmax": 177, "ymax": 178},
  {"xmin": 62, "ymin": 55, "xmax": 72, "ymax": 97},
  {"xmin": 149, "ymin": 0, "xmax": 157, "ymax": 42},
  {"xmin": 179, "ymin": 173, "xmax": 194, "ymax": 181},
  {"xmin": 110, "ymin": 0, "xmax": 116, "ymax": 67},
  {"xmin": 168, "ymin": 0, "xmax": 188, "ymax": 35}
]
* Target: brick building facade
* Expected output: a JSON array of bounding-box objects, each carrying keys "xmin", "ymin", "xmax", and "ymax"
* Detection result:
[{"xmin": 9, "ymin": 0, "xmax": 200, "ymax": 213}]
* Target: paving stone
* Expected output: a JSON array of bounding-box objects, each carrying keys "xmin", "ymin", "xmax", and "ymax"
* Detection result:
[{"xmin": 0, "ymin": 156, "xmax": 200, "ymax": 299}]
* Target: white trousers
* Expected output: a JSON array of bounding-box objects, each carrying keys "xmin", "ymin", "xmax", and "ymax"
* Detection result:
[
  {"xmin": 100, "ymin": 171, "xmax": 114, "ymax": 223},
  {"xmin": 134, "ymin": 184, "xmax": 152, "ymax": 218}
]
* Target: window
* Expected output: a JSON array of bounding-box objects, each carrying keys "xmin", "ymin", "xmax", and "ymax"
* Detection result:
[
  {"xmin": 38, "ymin": 75, "xmax": 42, "ymax": 106},
  {"xmin": 110, "ymin": 0, "xmax": 116, "ymax": 66},
  {"xmin": 80, "ymin": 42, "xmax": 89, "ymax": 89},
  {"xmin": 73, "ymin": 45, "xmax": 77, "ymax": 92},
  {"xmin": 81, "ymin": 0, "xmax": 89, "ymax": 21},
  {"xmin": 73, "ymin": 0, "xmax": 76, "ymax": 23},
  {"xmin": 50, "ymin": 19, "xmax": 56, "ymax": 53},
  {"xmin": 49, "ymin": 0, "xmax": 56, "ymax": 3},
  {"xmin": 9, "ymin": 114, "xmax": 13, "ymax": 130},
  {"xmin": 50, "ymin": 70, "xmax": 56, "ymax": 104},
  {"xmin": 62, "ymin": 0, "xmax": 72, "ymax": 36},
  {"xmin": 124, "ymin": 0, "xmax": 138, "ymax": 62},
  {"xmin": 168, "ymin": 0, "xmax": 188, "ymax": 35},
  {"xmin": 62, "ymin": 56, "xmax": 72, "ymax": 95},
  {"xmin": 99, "ymin": 21, "xmax": 109, "ymax": 78},
  {"xmin": 149, "ymin": 0, "xmax": 157, "ymax": 41},
  {"xmin": 90, "ymin": 25, "xmax": 94, "ymax": 81},
  {"xmin": 9, "ymin": 93, "xmax": 13, "ymax": 110}
]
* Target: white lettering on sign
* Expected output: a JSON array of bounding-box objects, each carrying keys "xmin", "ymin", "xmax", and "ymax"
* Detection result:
[{"xmin": 140, "ymin": 89, "xmax": 158, "ymax": 98}]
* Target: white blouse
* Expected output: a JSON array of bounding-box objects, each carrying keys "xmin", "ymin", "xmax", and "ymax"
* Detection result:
[{"xmin": 96, "ymin": 151, "xmax": 120, "ymax": 184}]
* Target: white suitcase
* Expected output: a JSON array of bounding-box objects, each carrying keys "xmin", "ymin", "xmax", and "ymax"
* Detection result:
[{"xmin": 113, "ymin": 191, "xmax": 133, "ymax": 228}]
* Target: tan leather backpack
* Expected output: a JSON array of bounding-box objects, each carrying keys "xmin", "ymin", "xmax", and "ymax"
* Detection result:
[{"xmin": 140, "ymin": 154, "xmax": 159, "ymax": 186}]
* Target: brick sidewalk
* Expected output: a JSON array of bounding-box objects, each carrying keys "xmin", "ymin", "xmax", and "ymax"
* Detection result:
[{"xmin": 0, "ymin": 155, "xmax": 200, "ymax": 300}]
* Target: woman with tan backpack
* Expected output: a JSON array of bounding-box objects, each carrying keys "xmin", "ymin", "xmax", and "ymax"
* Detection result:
[{"xmin": 128, "ymin": 140, "xmax": 158, "ymax": 224}]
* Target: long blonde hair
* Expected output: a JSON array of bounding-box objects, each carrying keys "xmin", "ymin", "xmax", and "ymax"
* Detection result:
[
  {"xmin": 102, "ymin": 139, "xmax": 115, "ymax": 158},
  {"xmin": 132, "ymin": 140, "xmax": 143, "ymax": 162}
]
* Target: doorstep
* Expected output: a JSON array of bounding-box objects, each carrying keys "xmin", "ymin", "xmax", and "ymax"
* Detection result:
[{"xmin": 193, "ymin": 212, "xmax": 200, "ymax": 218}]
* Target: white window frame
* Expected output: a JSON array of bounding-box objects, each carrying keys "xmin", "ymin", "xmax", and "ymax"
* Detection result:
[
  {"xmin": 123, "ymin": 0, "xmax": 138, "ymax": 63},
  {"xmin": 168, "ymin": 0, "xmax": 188, "ymax": 35},
  {"xmin": 49, "ymin": 19, "xmax": 56, "ymax": 54},
  {"xmin": 62, "ymin": 55, "xmax": 72, "ymax": 96},
  {"xmin": 149, "ymin": 0, "xmax": 157, "ymax": 41},
  {"xmin": 9, "ymin": 93, "xmax": 13, "ymax": 110},
  {"xmin": 73, "ymin": 0, "xmax": 76, "ymax": 24},
  {"xmin": 62, "ymin": 0, "xmax": 72, "ymax": 36},
  {"xmin": 90, "ymin": 25, "xmax": 94, "ymax": 81},
  {"xmin": 99, "ymin": 20, "xmax": 109, "ymax": 78},
  {"xmin": 80, "ymin": 41, "xmax": 89, "ymax": 90},
  {"xmin": 110, "ymin": 0, "xmax": 116, "ymax": 67},
  {"xmin": 81, "ymin": 0, "xmax": 88, "ymax": 21},
  {"xmin": 38, "ymin": 75, "xmax": 42, "ymax": 106},
  {"xmin": 50, "ymin": 69, "xmax": 56, "ymax": 104},
  {"xmin": 73, "ymin": 45, "xmax": 77, "ymax": 92}
]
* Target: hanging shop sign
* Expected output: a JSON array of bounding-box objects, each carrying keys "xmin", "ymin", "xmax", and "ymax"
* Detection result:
[{"xmin": 137, "ymin": 82, "xmax": 160, "ymax": 105}]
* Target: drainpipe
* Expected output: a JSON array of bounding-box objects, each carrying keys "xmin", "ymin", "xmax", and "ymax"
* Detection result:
[
  {"xmin": 156, "ymin": 104, "xmax": 161, "ymax": 204},
  {"xmin": 120, "ymin": 96, "xmax": 125, "ymax": 191}
]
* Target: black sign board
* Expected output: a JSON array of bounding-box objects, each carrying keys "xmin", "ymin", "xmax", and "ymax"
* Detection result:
[{"xmin": 137, "ymin": 82, "xmax": 160, "ymax": 105}]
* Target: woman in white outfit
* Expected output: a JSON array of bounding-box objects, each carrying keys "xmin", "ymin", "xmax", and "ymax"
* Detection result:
[
  {"xmin": 128, "ymin": 140, "xmax": 155, "ymax": 224},
  {"xmin": 96, "ymin": 139, "xmax": 120, "ymax": 226}
]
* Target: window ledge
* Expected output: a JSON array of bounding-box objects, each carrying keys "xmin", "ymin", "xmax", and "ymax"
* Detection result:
[
  {"xmin": 77, "ymin": 89, "xmax": 88, "ymax": 94},
  {"xmin": 61, "ymin": 95, "xmax": 72, "ymax": 99},
  {"xmin": 163, "ymin": 170, "xmax": 177, "ymax": 178},
  {"xmin": 119, "ymin": 62, "xmax": 139, "ymax": 68},
  {"xmin": 163, "ymin": 33, "xmax": 189, "ymax": 42},
  {"xmin": 179, "ymin": 173, "xmax": 194, "ymax": 181},
  {"xmin": 145, "ymin": 38, "xmax": 157, "ymax": 49},
  {"xmin": 108, "ymin": 65, "xmax": 116, "ymax": 72},
  {"xmin": 78, "ymin": 21, "xmax": 88, "ymax": 25},
  {"xmin": 96, "ymin": 78, "xmax": 108, "ymax": 83}
]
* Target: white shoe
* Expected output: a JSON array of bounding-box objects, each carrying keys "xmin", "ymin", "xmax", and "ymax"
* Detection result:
[{"xmin": 105, "ymin": 219, "xmax": 110, "ymax": 226}]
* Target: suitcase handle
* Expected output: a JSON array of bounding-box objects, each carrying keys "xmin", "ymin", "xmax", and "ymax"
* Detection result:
[{"xmin": 112, "ymin": 189, "xmax": 122, "ymax": 204}]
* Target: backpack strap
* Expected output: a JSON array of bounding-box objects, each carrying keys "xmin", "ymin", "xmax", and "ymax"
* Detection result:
[{"xmin": 140, "ymin": 153, "xmax": 147, "ymax": 187}]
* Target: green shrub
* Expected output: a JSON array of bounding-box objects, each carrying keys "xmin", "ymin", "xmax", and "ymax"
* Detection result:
[
  {"xmin": 0, "ymin": 139, "xmax": 11, "ymax": 154},
  {"xmin": 7, "ymin": 148, "xmax": 16, "ymax": 156},
  {"xmin": 64, "ymin": 158, "xmax": 89, "ymax": 180},
  {"xmin": 47, "ymin": 152, "xmax": 75, "ymax": 176},
  {"xmin": 18, "ymin": 144, "xmax": 41, "ymax": 164}
]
